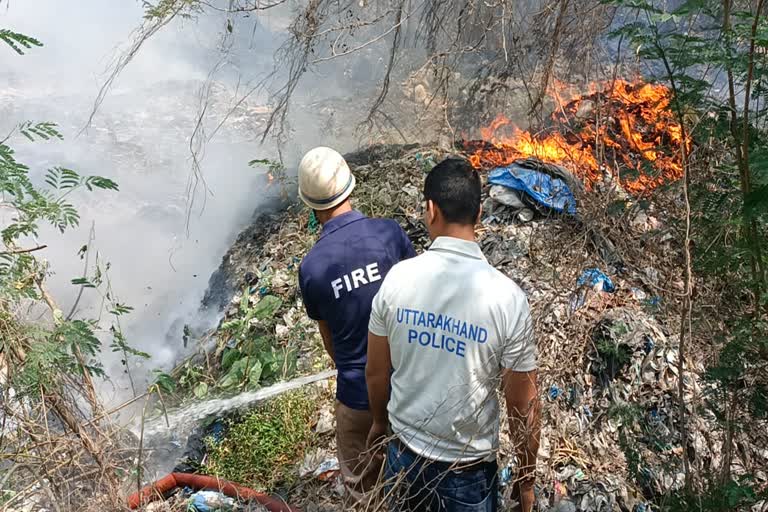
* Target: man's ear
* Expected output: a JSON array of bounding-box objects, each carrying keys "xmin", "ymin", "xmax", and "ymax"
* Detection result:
[{"xmin": 426, "ymin": 199, "xmax": 437, "ymax": 224}]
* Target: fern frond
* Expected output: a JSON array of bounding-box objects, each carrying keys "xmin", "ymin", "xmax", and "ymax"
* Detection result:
[
  {"xmin": 19, "ymin": 122, "xmax": 63, "ymax": 142},
  {"xmin": 0, "ymin": 29, "xmax": 42, "ymax": 55}
]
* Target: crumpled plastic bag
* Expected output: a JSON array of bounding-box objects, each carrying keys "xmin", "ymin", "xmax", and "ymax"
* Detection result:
[
  {"xmin": 187, "ymin": 490, "xmax": 236, "ymax": 512},
  {"xmin": 577, "ymin": 268, "xmax": 616, "ymax": 293},
  {"xmin": 489, "ymin": 185, "xmax": 527, "ymax": 208}
]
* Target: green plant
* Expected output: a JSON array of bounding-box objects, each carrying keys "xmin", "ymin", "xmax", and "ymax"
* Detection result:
[
  {"xmin": 249, "ymin": 158, "xmax": 291, "ymax": 194},
  {"xmin": 220, "ymin": 290, "xmax": 283, "ymax": 340},
  {"xmin": 605, "ymin": 0, "xmax": 768, "ymax": 506},
  {"xmin": 0, "ymin": 28, "xmax": 137, "ymax": 505},
  {"xmin": 142, "ymin": 0, "xmax": 202, "ymax": 21},
  {"xmin": 213, "ymin": 290, "xmax": 294, "ymax": 391},
  {"xmin": 151, "ymin": 370, "xmax": 177, "ymax": 394},
  {"xmin": 663, "ymin": 476, "xmax": 766, "ymax": 512},
  {"xmin": 1, "ymin": 117, "xmax": 125, "ymax": 394},
  {"xmin": 176, "ymin": 361, "xmax": 211, "ymax": 398},
  {"xmin": 204, "ymin": 391, "xmax": 316, "ymax": 488},
  {"xmin": 248, "ymin": 158, "xmax": 285, "ymax": 178},
  {"xmin": 592, "ymin": 320, "xmax": 633, "ymax": 381}
]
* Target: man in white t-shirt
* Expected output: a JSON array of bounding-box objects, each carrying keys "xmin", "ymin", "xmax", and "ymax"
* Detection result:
[{"xmin": 366, "ymin": 158, "xmax": 540, "ymax": 512}]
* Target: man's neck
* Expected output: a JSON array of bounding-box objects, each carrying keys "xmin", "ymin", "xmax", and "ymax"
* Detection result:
[
  {"xmin": 433, "ymin": 224, "xmax": 476, "ymax": 243},
  {"xmin": 317, "ymin": 201, "xmax": 353, "ymax": 225}
]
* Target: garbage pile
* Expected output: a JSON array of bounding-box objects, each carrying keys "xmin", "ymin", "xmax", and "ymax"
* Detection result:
[{"xmin": 183, "ymin": 143, "xmax": 765, "ymax": 510}]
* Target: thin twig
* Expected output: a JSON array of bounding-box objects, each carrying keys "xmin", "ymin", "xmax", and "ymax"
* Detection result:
[{"xmin": 0, "ymin": 245, "xmax": 47, "ymax": 255}]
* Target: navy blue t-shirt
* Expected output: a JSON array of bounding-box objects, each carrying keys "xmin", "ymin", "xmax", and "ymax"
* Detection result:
[{"xmin": 299, "ymin": 210, "xmax": 416, "ymax": 410}]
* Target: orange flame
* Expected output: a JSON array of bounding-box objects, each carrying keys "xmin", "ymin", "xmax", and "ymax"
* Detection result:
[{"xmin": 465, "ymin": 79, "xmax": 691, "ymax": 195}]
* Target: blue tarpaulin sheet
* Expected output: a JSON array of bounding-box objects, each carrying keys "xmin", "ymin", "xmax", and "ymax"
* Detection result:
[{"xmin": 488, "ymin": 164, "xmax": 577, "ymax": 215}]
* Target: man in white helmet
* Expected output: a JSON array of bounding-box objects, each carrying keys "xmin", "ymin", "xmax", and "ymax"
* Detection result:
[{"xmin": 297, "ymin": 146, "xmax": 416, "ymax": 500}]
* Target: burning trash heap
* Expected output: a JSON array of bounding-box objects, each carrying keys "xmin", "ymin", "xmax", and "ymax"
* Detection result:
[
  {"xmin": 464, "ymin": 79, "xmax": 689, "ymax": 195},
  {"xmin": 155, "ymin": 79, "xmax": 764, "ymax": 512}
]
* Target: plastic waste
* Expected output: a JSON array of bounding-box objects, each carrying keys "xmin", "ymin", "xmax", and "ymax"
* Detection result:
[
  {"xmin": 308, "ymin": 210, "xmax": 319, "ymax": 234},
  {"xmin": 499, "ymin": 464, "xmax": 513, "ymax": 486},
  {"xmin": 568, "ymin": 385, "xmax": 582, "ymax": 407},
  {"xmin": 415, "ymin": 152, "xmax": 436, "ymax": 169},
  {"xmin": 643, "ymin": 336, "xmax": 655, "ymax": 354},
  {"xmin": 644, "ymin": 296, "xmax": 662, "ymax": 307},
  {"xmin": 300, "ymin": 450, "xmax": 340, "ymax": 481},
  {"xmin": 517, "ymin": 208, "xmax": 535, "ymax": 222},
  {"xmin": 569, "ymin": 288, "xmax": 587, "ymax": 312},
  {"xmin": 314, "ymin": 457, "xmax": 340, "ymax": 481},
  {"xmin": 577, "ymin": 268, "xmax": 616, "ymax": 293},
  {"xmin": 208, "ymin": 420, "xmax": 226, "ymax": 444},
  {"xmin": 488, "ymin": 163, "xmax": 578, "ymax": 215},
  {"xmin": 187, "ymin": 490, "xmax": 236, "ymax": 512},
  {"xmin": 314, "ymin": 405, "xmax": 335, "ymax": 434},
  {"xmin": 548, "ymin": 385, "xmax": 562, "ymax": 401},
  {"xmin": 489, "ymin": 185, "xmax": 527, "ymax": 209}
]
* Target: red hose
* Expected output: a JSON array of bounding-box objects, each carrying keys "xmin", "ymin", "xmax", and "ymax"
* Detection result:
[{"xmin": 127, "ymin": 472, "xmax": 299, "ymax": 511}]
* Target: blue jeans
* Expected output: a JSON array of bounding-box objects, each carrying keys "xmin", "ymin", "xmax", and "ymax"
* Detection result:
[{"xmin": 384, "ymin": 440, "xmax": 498, "ymax": 512}]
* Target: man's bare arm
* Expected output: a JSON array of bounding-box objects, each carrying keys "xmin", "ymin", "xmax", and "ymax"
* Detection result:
[
  {"xmin": 365, "ymin": 332, "xmax": 391, "ymax": 448},
  {"xmin": 317, "ymin": 320, "xmax": 334, "ymax": 363},
  {"xmin": 502, "ymin": 369, "xmax": 540, "ymax": 512}
]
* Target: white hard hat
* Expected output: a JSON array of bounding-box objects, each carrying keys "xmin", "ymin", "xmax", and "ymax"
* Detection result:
[{"xmin": 298, "ymin": 147, "xmax": 356, "ymax": 211}]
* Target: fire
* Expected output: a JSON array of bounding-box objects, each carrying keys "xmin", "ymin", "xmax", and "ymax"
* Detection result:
[{"xmin": 464, "ymin": 79, "xmax": 690, "ymax": 195}]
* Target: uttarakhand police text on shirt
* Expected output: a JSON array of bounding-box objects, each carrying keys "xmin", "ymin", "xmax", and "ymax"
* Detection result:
[{"xmin": 396, "ymin": 307, "xmax": 488, "ymax": 358}]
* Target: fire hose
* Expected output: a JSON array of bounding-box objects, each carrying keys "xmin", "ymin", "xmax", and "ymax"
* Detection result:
[{"xmin": 127, "ymin": 472, "xmax": 299, "ymax": 511}]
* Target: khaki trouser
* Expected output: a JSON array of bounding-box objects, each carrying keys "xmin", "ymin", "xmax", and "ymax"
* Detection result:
[{"xmin": 336, "ymin": 401, "xmax": 383, "ymax": 502}]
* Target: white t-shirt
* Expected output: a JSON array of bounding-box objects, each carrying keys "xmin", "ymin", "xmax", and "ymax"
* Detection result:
[{"xmin": 369, "ymin": 236, "xmax": 536, "ymax": 462}]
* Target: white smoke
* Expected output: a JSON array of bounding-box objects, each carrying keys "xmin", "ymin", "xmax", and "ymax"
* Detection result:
[{"xmin": 0, "ymin": 0, "xmax": 301, "ymax": 403}]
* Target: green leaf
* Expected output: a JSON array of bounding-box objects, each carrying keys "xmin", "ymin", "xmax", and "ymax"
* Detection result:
[
  {"xmin": 44, "ymin": 168, "xmax": 60, "ymax": 189},
  {"xmin": 221, "ymin": 348, "xmax": 241, "ymax": 372},
  {"xmin": 744, "ymin": 184, "xmax": 768, "ymax": 217},
  {"xmin": 219, "ymin": 319, "xmax": 242, "ymax": 331},
  {"xmin": 252, "ymin": 295, "xmax": 283, "ymax": 320},
  {"xmin": 193, "ymin": 381, "xmax": 209, "ymax": 399},
  {"xmin": 239, "ymin": 290, "xmax": 250, "ymax": 314},
  {"xmin": 71, "ymin": 277, "xmax": 96, "ymax": 288},
  {"xmin": 19, "ymin": 121, "xmax": 62, "ymax": 141},
  {"xmin": 241, "ymin": 336, "xmax": 271, "ymax": 356},
  {"xmin": 247, "ymin": 360, "xmax": 263, "ymax": 387},
  {"xmin": 0, "ymin": 29, "xmax": 42, "ymax": 55},
  {"xmin": 58, "ymin": 168, "xmax": 81, "ymax": 189},
  {"xmin": 85, "ymin": 176, "xmax": 119, "ymax": 191},
  {"xmin": 153, "ymin": 371, "xmax": 176, "ymax": 393},
  {"xmin": 248, "ymin": 158, "xmax": 276, "ymax": 167},
  {"xmin": 109, "ymin": 303, "xmax": 134, "ymax": 316},
  {"xmin": 219, "ymin": 358, "xmax": 249, "ymax": 389}
]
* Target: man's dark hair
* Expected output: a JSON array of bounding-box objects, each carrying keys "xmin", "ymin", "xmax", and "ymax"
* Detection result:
[{"xmin": 423, "ymin": 158, "xmax": 481, "ymax": 225}]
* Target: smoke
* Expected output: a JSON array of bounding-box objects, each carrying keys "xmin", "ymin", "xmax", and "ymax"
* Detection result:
[{"xmin": 0, "ymin": 0, "xmax": 317, "ymax": 404}]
